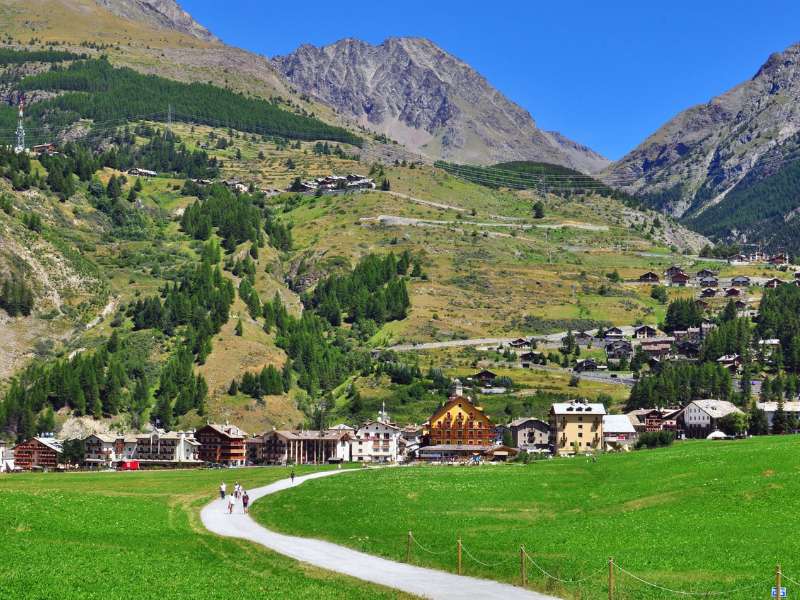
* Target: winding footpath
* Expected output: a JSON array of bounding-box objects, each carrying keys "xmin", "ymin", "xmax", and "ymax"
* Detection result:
[{"xmin": 200, "ymin": 469, "xmax": 560, "ymax": 600}]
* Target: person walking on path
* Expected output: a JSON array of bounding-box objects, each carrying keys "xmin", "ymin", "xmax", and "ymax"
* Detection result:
[
  {"xmin": 290, "ymin": 468, "xmax": 295, "ymax": 483},
  {"xmin": 242, "ymin": 490, "xmax": 250, "ymax": 514},
  {"xmin": 234, "ymin": 482, "xmax": 240, "ymax": 499},
  {"xmin": 227, "ymin": 493, "xmax": 235, "ymax": 514},
  {"xmin": 219, "ymin": 481, "xmax": 226, "ymax": 500}
]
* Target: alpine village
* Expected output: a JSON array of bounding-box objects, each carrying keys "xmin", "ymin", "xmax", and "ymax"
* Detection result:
[{"xmin": 3, "ymin": 2, "xmax": 800, "ymax": 600}]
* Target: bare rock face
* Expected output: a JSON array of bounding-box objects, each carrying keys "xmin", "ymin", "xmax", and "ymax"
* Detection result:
[
  {"xmin": 606, "ymin": 42, "xmax": 800, "ymax": 218},
  {"xmin": 274, "ymin": 37, "xmax": 609, "ymax": 173},
  {"xmin": 95, "ymin": 0, "xmax": 216, "ymax": 42}
]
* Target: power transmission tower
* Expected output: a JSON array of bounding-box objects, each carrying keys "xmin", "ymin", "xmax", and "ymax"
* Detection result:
[{"xmin": 14, "ymin": 95, "xmax": 25, "ymax": 154}]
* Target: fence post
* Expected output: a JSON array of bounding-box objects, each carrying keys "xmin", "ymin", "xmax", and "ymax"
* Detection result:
[
  {"xmin": 457, "ymin": 538, "xmax": 462, "ymax": 575},
  {"xmin": 406, "ymin": 531, "xmax": 412, "ymax": 563},
  {"xmin": 608, "ymin": 556, "xmax": 614, "ymax": 600},
  {"xmin": 777, "ymin": 563, "xmax": 782, "ymax": 599},
  {"xmin": 520, "ymin": 545, "xmax": 527, "ymax": 586}
]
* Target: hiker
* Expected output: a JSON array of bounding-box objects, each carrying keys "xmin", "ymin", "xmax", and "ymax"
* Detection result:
[
  {"xmin": 242, "ymin": 490, "xmax": 250, "ymax": 514},
  {"xmin": 219, "ymin": 481, "xmax": 226, "ymax": 500},
  {"xmin": 227, "ymin": 493, "xmax": 235, "ymax": 514},
  {"xmin": 290, "ymin": 468, "xmax": 295, "ymax": 483},
  {"xmin": 234, "ymin": 482, "xmax": 240, "ymax": 499}
]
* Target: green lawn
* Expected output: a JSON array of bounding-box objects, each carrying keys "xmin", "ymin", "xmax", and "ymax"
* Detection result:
[
  {"xmin": 0, "ymin": 467, "xmax": 413, "ymax": 600},
  {"xmin": 254, "ymin": 437, "xmax": 800, "ymax": 599}
]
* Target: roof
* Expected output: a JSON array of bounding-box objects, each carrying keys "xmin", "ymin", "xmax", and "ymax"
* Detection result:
[
  {"xmin": 33, "ymin": 437, "xmax": 63, "ymax": 453},
  {"xmin": 358, "ymin": 420, "xmax": 401, "ymax": 431},
  {"xmin": 551, "ymin": 401, "xmax": 607, "ymax": 416},
  {"xmin": 508, "ymin": 417, "xmax": 548, "ymax": 428},
  {"xmin": 328, "ymin": 424, "xmax": 355, "ymax": 431},
  {"xmin": 85, "ymin": 433, "xmax": 117, "ymax": 443},
  {"xmin": 271, "ymin": 430, "xmax": 347, "ymax": 441},
  {"xmin": 688, "ymin": 399, "xmax": 742, "ymax": 418},
  {"xmin": 706, "ymin": 430, "xmax": 729, "ymax": 440},
  {"xmin": 199, "ymin": 423, "xmax": 246, "ymax": 439},
  {"xmin": 603, "ymin": 415, "xmax": 636, "ymax": 434}
]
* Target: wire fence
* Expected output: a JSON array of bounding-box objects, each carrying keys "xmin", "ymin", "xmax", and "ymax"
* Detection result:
[{"xmin": 401, "ymin": 531, "xmax": 795, "ymax": 598}]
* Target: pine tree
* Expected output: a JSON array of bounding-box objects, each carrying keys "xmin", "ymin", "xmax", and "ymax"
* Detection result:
[{"xmin": 234, "ymin": 319, "xmax": 243, "ymax": 336}]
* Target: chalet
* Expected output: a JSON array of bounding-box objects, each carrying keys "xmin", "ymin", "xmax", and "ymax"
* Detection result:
[
  {"xmin": 508, "ymin": 418, "xmax": 550, "ymax": 450},
  {"xmin": 574, "ymin": 331, "xmax": 594, "ymax": 346},
  {"xmin": 668, "ymin": 271, "xmax": 691, "ymax": 287},
  {"xmin": 665, "ymin": 265, "xmax": 686, "ymax": 278},
  {"xmin": 734, "ymin": 299, "xmax": 749, "ymax": 311},
  {"xmin": 699, "ymin": 277, "xmax": 719, "ymax": 288},
  {"xmin": 638, "ymin": 337, "xmax": 675, "ymax": 359},
  {"xmin": 731, "ymin": 276, "xmax": 751, "ymax": 287},
  {"xmin": 638, "ymin": 271, "xmax": 660, "ymax": 283},
  {"xmin": 196, "ymin": 423, "xmax": 246, "ymax": 466},
  {"xmin": 769, "ymin": 253, "xmax": 789, "ymax": 266},
  {"xmin": 352, "ymin": 419, "xmax": 402, "ymax": 463},
  {"xmin": 549, "ymin": 400, "xmax": 605, "ymax": 455},
  {"xmin": 603, "ymin": 327, "xmax": 625, "ymax": 341},
  {"xmin": 673, "ymin": 327, "xmax": 701, "ymax": 342},
  {"xmin": 574, "ymin": 358, "xmax": 606, "ymax": 372},
  {"xmin": 605, "ymin": 339, "xmax": 633, "ymax": 361},
  {"xmin": 399, "ymin": 425, "xmax": 423, "ymax": 460},
  {"xmin": 716, "ymin": 354, "xmax": 742, "ymax": 372},
  {"xmin": 728, "ymin": 254, "xmax": 749, "ymax": 265},
  {"xmin": 421, "ymin": 392, "xmax": 494, "ymax": 452},
  {"xmin": 764, "ymin": 277, "xmax": 784, "ymax": 289},
  {"xmin": 603, "ymin": 414, "xmax": 638, "ymax": 451},
  {"xmin": 519, "ymin": 351, "xmax": 544, "ymax": 368},
  {"xmin": 627, "ymin": 408, "xmax": 681, "ymax": 433},
  {"xmin": 0, "ymin": 441, "xmax": 13, "ymax": 472},
  {"xmin": 256, "ymin": 429, "xmax": 351, "ymax": 465},
  {"xmin": 724, "ymin": 287, "xmax": 742, "ymax": 298},
  {"xmin": 471, "ymin": 370, "xmax": 497, "ymax": 384},
  {"xmin": 13, "ymin": 436, "xmax": 63, "ymax": 470},
  {"xmin": 482, "ymin": 445, "xmax": 520, "ymax": 462},
  {"xmin": 633, "ymin": 325, "xmax": 658, "ymax": 339},
  {"xmin": 695, "ymin": 299, "xmax": 710, "ymax": 311},
  {"xmin": 700, "ymin": 287, "xmax": 717, "ymax": 298},
  {"xmin": 32, "ymin": 142, "xmax": 57, "ymax": 155},
  {"xmin": 508, "ymin": 337, "xmax": 532, "ymax": 349},
  {"xmin": 696, "ymin": 269, "xmax": 717, "ymax": 279},
  {"xmin": 681, "ymin": 399, "xmax": 743, "ymax": 438}
]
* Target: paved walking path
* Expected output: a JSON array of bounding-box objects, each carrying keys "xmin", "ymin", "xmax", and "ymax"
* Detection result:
[{"xmin": 200, "ymin": 469, "xmax": 560, "ymax": 600}]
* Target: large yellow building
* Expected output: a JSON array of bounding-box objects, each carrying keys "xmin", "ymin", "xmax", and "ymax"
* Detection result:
[{"xmin": 549, "ymin": 400, "xmax": 606, "ymax": 455}]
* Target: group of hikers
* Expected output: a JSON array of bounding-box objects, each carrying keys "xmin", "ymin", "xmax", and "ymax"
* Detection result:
[
  {"xmin": 218, "ymin": 470, "xmax": 297, "ymax": 515},
  {"xmin": 219, "ymin": 481, "xmax": 250, "ymax": 514}
]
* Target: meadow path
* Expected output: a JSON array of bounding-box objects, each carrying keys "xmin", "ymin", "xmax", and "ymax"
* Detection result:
[{"xmin": 201, "ymin": 469, "xmax": 560, "ymax": 600}]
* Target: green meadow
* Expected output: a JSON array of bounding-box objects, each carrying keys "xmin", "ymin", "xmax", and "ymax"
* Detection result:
[
  {"xmin": 254, "ymin": 437, "xmax": 800, "ymax": 599},
  {"xmin": 0, "ymin": 467, "xmax": 412, "ymax": 600}
]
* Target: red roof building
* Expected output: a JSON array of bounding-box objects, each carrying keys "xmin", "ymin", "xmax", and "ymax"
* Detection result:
[{"xmin": 195, "ymin": 423, "xmax": 247, "ymax": 466}]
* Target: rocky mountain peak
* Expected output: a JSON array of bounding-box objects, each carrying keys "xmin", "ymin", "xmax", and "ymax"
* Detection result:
[
  {"xmin": 274, "ymin": 37, "xmax": 607, "ymax": 172},
  {"xmin": 94, "ymin": 0, "xmax": 216, "ymax": 42}
]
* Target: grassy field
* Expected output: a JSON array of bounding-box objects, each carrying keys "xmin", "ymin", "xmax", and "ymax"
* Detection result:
[
  {"xmin": 0, "ymin": 466, "xmax": 414, "ymax": 600},
  {"xmin": 254, "ymin": 436, "xmax": 800, "ymax": 599}
]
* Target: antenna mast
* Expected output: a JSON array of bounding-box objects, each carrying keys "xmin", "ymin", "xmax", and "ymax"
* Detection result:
[{"xmin": 14, "ymin": 95, "xmax": 25, "ymax": 154}]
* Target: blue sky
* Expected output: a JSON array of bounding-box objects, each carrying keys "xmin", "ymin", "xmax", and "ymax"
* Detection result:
[{"xmin": 182, "ymin": 0, "xmax": 800, "ymax": 159}]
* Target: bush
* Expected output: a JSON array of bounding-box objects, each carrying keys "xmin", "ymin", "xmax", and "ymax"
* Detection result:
[{"xmin": 634, "ymin": 430, "xmax": 675, "ymax": 450}]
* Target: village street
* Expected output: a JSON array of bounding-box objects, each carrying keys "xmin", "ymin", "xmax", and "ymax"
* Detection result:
[{"xmin": 201, "ymin": 469, "xmax": 561, "ymax": 600}]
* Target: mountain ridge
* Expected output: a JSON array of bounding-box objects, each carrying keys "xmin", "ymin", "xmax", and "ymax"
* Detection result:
[{"xmin": 274, "ymin": 37, "xmax": 609, "ymax": 173}]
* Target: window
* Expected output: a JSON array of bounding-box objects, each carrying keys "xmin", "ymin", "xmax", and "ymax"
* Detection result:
[{"xmin": 578, "ymin": 432, "xmax": 583, "ymax": 438}]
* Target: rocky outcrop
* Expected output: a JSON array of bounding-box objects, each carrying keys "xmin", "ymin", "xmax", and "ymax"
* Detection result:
[
  {"xmin": 606, "ymin": 42, "xmax": 800, "ymax": 218},
  {"xmin": 274, "ymin": 38, "xmax": 609, "ymax": 173},
  {"xmin": 95, "ymin": 0, "xmax": 216, "ymax": 41}
]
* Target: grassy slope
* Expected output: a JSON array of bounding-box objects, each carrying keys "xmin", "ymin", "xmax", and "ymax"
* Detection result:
[
  {"xmin": 0, "ymin": 466, "xmax": 414, "ymax": 599},
  {"xmin": 254, "ymin": 436, "xmax": 800, "ymax": 600}
]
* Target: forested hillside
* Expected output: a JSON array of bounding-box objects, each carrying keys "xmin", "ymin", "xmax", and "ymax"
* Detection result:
[{"xmin": 1, "ymin": 53, "xmax": 361, "ymax": 146}]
